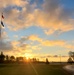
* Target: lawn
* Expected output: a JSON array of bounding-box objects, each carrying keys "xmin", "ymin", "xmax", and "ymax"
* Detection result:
[{"xmin": 0, "ymin": 63, "xmax": 70, "ymax": 75}]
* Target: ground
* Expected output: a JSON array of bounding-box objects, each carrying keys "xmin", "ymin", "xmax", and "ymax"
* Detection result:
[{"xmin": 0, "ymin": 63, "xmax": 70, "ymax": 75}]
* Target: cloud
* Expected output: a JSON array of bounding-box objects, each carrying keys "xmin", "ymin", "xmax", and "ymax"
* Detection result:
[
  {"xmin": 28, "ymin": 34, "xmax": 66, "ymax": 47},
  {"xmin": 19, "ymin": 36, "xmax": 29, "ymax": 43},
  {"xmin": 26, "ymin": 44, "xmax": 42, "ymax": 51},
  {"xmin": 0, "ymin": 30, "xmax": 12, "ymax": 50},
  {"xmin": 28, "ymin": 35, "xmax": 43, "ymax": 42},
  {"xmin": 11, "ymin": 41, "xmax": 20, "ymax": 47},
  {"xmin": 0, "ymin": 35, "xmax": 27, "ymax": 51},
  {"xmin": 0, "ymin": 0, "xmax": 74, "ymax": 57},
  {"xmin": 64, "ymin": 44, "xmax": 74, "ymax": 50},
  {"xmin": 41, "ymin": 40, "xmax": 66, "ymax": 47},
  {"xmin": 0, "ymin": 0, "xmax": 73, "ymax": 35},
  {"xmin": 1, "ymin": 31, "xmax": 9, "ymax": 39},
  {"xmin": 13, "ymin": 35, "xmax": 18, "ymax": 38},
  {"xmin": 44, "ymin": 29, "xmax": 55, "ymax": 35},
  {"xmin": 28, "ymin": 35, "xmax": 74, "ymax": 50},
  {"xmin": 0, "ymin": 39, "xmax": 13, "ymax": 50},
  {"xmin": 0, "ymin": 0, "xmax": 28, "ymax": 8},
  {"xmin": 33, "ymin": 0, "xmax": 74, "ymax": 35}
]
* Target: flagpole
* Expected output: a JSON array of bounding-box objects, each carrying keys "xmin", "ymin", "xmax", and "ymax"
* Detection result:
[
  {"xmin": 0, "ymin": 24, "xmax": 1, "ymax": 39},
  {"xmin": 0, "ymin": 13, "xmax": 4, "ymax": 51},
  {"xmin": 0, "ymin": 13, "xmax": 4, "ymax": 39},
  {"xmin": 0, "ymin": 13, "xmax": 2, "ymax": 39},
  {"xmin": 0, "ymin": 13, "xmax": 2, "ymax": 51}
]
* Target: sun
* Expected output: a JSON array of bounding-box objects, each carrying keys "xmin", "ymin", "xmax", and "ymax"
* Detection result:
[{"xmin": 25, "ymin": 53, "xmax": 32, "ymax": 60}]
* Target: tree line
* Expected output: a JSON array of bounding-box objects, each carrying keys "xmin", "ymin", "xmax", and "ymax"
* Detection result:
[
  {"xmin": 0, "ymin": 51, "xmax": 74, "ymax": 64},
  {"xmin": 0, "ymin": 51, "xmax": 40, "ymax": 63}
]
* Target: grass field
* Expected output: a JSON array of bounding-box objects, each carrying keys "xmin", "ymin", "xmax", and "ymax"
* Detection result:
[{"xmin": 0, "ymin": 63, "xmax": 70, "ymax": 75}]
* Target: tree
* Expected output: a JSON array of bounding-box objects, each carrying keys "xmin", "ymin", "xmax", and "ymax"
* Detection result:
[
  {"xmin": 45, "ymin": 58, "xmax": 49, "ymax": 64},
  {"xmin": 67, "ymin": 57, "xmax": 73, "ymax": 64},
  {"xmin": 16, "ymin": 57, "xmax": 24, "ymax": 62},
  {"xmin": 0, "ymin": 52, "xmax": 5, "ymax": 63},
  {"xmin": 32, "ymin": 58, "xmax": 37, "ymax": 63},
  {"xmin": 69, "ymin": 51, "xmax": 74, "ymax": 61},
  {"xmin": 10, "ymin": 56, "xmax": 15, "ymax": 61},
  {"xmin": 6, "ymin": 55, "xmax": 9, "ymax": 62}
]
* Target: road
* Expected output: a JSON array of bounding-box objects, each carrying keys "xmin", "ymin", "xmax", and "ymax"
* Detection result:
[
  {"xmin": 64, "ymin": 65, "xmax": 74, "ymax": 75},
  {"xmin": 0, "ymin": 63, "xmax": 70, "ymax": 75}
]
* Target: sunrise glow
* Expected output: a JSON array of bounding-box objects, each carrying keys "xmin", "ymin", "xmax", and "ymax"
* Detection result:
[
  {"xmin": 0, "ymin": 0, "xmax": 74, "ymax": 62},
  {"xmin": 25, "ymin": 53, "xmax": 32, "ymax": 60}
]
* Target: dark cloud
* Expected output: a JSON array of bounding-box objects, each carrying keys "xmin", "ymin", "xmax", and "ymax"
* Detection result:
[
  {"xmin": 19, "ymin": 36, "xmax": 29, "ymax": 43},
  {"xmin": 43, "ymin": 0, "xmax": 60, "ymax": 12},
  {"xmin": 0, "ymin": 39, "xmax": 13, "ymax": 50},
  {"xmin": 43, "ymin": 0, "xmax": 74, "ymax": 21}
]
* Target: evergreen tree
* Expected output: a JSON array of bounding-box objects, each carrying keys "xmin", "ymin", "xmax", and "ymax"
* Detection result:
[
  {"xmin": 0, "ymin": 52, "xmax": 5, "ymax": 63},
  {"xmin": 68, "ymin": 57, "xmax": 73, "ymax": 64}
]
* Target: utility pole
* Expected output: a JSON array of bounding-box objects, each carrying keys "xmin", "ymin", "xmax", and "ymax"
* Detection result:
[
  {"xmin": 60, "ymin": 54, "xmax": 61, "ymax": 63},
  {"xmin": 59, "ymin": 54, "xmax": 62, "ymax": 65}
]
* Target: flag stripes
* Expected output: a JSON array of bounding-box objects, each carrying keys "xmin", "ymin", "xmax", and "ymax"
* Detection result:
[
  {"xmin": 1, "ymin": 21, "xmax": 4, "ymax": 27},
  {"xmin": 2, "ymin": 13, "xmax": 4, "ymax": 19},
  {"xmin": 1, "ymin": 13, "xmax": 4, "ymax": 27}
]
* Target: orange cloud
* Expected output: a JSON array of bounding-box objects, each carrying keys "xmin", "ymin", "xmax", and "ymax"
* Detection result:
[
  {"xmin": 28, "ymin": 35, "xmax": 43, "ymax": 42},
  {"xmin": 28, "ymin": 35, "xmax": 74, "ymax": 50},
  {"xmin": 0, "ymin": 0, "xmax": 73, "ymax": 34},
  {"xmin": 26, "ymin": 45, "xmax": 42, "ymax": 51},
  {"xmin": 64, "ymin": 44, "xmax": 74, "ymax": 49},
  {"xmin": 28, "ymin": 35, "xmax": 66, "ymax": 47},
  {"xmin": 41, "ymin": 40, "xmax": 66, "ymax": 46}
]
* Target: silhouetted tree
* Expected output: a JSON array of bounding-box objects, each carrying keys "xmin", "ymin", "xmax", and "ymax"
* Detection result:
[
  {"xmin": 69, "ymin": 51, "xmax": 74, "ymax": 61},
  {"xmin": 10, "ymin": 56, "xmax": 15, "ymax": 61},
  {"xmin": 45, "ymin": 58, "xmax": 49, "ymax": 64},
  {"xmin": 32, "ymin": 58, "xmax": 37, "ymax": 63},
  {"xmin": 6, "ymin": 55, "xmax": 9, "ymax": 62},
  {"xmin": 16, "ymin": 57, "xmax": 24, "ymax": 62},
  {"xmin": 37, "ymin": 59, "xmax": 39, "ymax": 62},
  {"xmin": 67, "ymin": 57, "xmax": 73, "ymax": 64},
  {"xmin": 16, "ymin": 57, "xmax": 19, "ymax": 62},
  {"xmin": 0, "ymin": 52, "xmax": 5, "ymax": 63}
]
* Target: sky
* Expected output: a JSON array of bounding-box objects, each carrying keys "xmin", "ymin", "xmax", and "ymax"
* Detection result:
[{"xmin": 0, "ymin": 0, "xmax": 74, "ymax": 61}]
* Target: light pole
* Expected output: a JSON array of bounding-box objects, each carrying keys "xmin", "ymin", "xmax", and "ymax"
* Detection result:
[{"xmin": 59, "ymin": 54, "xmax": 61, "ymax": 64}]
